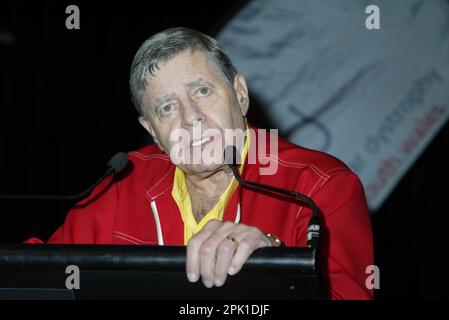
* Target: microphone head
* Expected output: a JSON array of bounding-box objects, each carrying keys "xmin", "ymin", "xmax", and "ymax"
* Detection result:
[
  {"xmin": 223, "ymin": 145, "xmax": 240, "ymax": 167},
  {"xmin": 108, "ymin": 152, "xmax": 129, "ymax": 173}
]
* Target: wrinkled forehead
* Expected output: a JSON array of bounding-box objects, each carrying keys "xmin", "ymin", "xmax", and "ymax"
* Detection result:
[
  {"xmin": 143, "ymin": 49, "xmax": 229, "ymax": 106},
  {"xmin": 150, "ymin": 48, "xmax": 224, "ymax": 83}
]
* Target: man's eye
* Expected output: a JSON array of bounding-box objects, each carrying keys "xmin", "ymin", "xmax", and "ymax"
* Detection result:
[
  {"xmin": 197, "ymin": 87, "xmax": 210, "ymax": 96},
  {"xmin": 160, "ymin": 104, "xmax": 172, "ymax": 114}
]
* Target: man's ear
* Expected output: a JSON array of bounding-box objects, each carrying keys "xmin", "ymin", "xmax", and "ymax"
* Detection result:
[
  {"xmin": 233, "ymin": 74, "xmax": 249, "ymax": 117},
  {"xmin": 138, "ymin": 116, "xmax": 163, "ymax": 150}
]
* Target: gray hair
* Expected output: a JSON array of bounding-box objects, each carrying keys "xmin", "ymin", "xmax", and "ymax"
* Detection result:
[{"xmin": 129, "ymin": 27, "xmax": 238, "ymax": 118}]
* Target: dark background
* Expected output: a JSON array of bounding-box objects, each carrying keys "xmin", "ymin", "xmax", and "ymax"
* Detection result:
[{"xmin": 0, "ymin": 0, "xmax": 448, "ymax": 299}]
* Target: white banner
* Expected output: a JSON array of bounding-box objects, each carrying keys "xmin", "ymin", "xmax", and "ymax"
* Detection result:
[{"xmin": 218, "ymin": 0, "xmax": 449, "ymax": 211}]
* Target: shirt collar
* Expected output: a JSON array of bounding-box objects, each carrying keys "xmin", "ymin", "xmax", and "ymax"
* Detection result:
[{"xmin": 172, "ymin": 126, "xmax": 251, "ymax": 244}]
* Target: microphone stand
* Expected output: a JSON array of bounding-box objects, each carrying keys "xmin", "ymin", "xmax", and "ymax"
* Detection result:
[{"xmin": 226, "ymin": 160, "xmax": 322, "ymax": 250}]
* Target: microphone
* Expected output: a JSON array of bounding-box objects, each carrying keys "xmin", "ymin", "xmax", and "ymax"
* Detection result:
[
  {"xmin": 0, "ymin": 152, "xmax": 128, "ymax": 201},
  {"xmin": 224, "ymin": 146, "xmax": 322, "ymax": 249}
]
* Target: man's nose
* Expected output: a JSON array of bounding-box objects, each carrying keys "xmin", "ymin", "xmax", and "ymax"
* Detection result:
[{"xmin": 181, "ymin": 99, "xmax": 206, "ymax": 127}]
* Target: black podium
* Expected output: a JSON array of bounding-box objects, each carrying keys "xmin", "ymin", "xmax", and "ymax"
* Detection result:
[{"xmin": 0, "ymin": 244, "xmax": 321, "ymax": 300}]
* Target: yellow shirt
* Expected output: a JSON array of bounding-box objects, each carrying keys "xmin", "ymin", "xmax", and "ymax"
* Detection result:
[{"xmin": 172, "ymin": 128, "xmax": 250, "ymax": 245}]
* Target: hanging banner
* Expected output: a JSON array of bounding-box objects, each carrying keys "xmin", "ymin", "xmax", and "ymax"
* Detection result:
[{"xmin": 218, "ymin": 0, "xmax": 449, "ymax": 211}]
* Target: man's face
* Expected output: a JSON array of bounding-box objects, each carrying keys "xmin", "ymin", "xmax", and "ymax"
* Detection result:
[{"xmin": 139, "ymin": 49, "xmax": 249, "ymax": 175}]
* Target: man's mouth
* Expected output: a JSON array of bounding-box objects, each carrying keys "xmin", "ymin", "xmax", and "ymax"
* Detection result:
[{"xmin": 191, "ymin": 136, "xmax": 214, "ymax": 148}]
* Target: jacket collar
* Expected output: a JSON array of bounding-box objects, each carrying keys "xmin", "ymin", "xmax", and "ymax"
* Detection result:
[{"xmin": 144, "ymin": 162, "xmax": 175, "ymax": 202}]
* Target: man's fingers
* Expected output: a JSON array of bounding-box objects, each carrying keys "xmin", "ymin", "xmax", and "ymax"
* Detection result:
[
  {"xmin": 213, "ymin": 236, "xmax": 237, "ymax": 287},
  {"xmin": 186, "ymin": 221, "xmax": 219, "ymax": 283},
  {"xmin": 186, "ymin": 220, "xmax": 233, "ymax": 285},
  {"xmin": 186, "ymin": 220, "xmax": 268, "ymax": 288},
  {"xmin": 199, "ymin": 221, "xmax": 236, "ymax": 287},
  {"xmin": 227, "ymin": 237, "xmax": 259, "ymax": 276}
]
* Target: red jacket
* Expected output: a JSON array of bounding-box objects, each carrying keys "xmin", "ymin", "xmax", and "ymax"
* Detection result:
[{"xmin": 26, "ymin": 129, "xmax": 374, "ymax": 300}]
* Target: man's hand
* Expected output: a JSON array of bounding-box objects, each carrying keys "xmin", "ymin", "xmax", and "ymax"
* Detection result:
[{"xmin": 186, "ymin": 219, "xmax": 272, "ymax": 288}]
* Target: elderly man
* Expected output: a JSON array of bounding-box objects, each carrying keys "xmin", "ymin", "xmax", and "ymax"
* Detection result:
[{"xmin": 26, "ymin": 27, "xmax": 374, "ymax": 299}]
